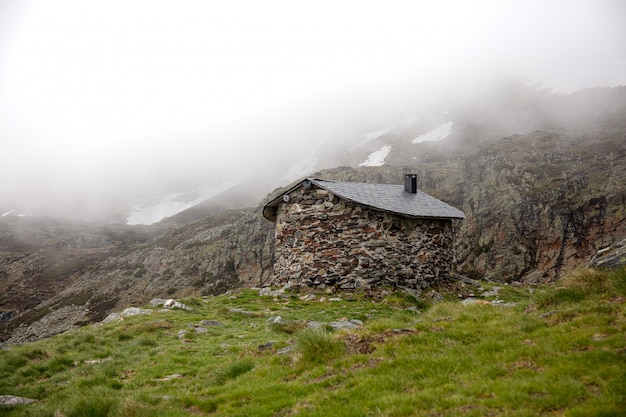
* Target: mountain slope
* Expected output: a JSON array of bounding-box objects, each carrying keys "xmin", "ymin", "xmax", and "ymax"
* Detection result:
[{"xmin": 2, "ymin": 85, "xmax": 625, "ymax": 345}]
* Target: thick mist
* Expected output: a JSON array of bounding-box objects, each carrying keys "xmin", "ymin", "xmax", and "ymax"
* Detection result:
[{"xmin": 1, "ymin": 0, "xmax": 625, "ymax": 222}]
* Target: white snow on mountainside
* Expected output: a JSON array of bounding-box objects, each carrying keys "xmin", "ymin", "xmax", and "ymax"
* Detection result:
[
  {"xmin": 2, "ymin": 209, "xmax": 31, "ymax": 218},
  {"xmin": 349, "ymin": 114, "xmax": 417, "ymax": 151},
  {"xmin": 359, "ymin": 145, "xmax": 392, "ymax": 167},
  {"xmin": 126, "ymin": 180, "xmax": 238, "ymax": 225},
  {"xmin": 412, "ymin": 121, "xmax": 453, "ymax": 143}
]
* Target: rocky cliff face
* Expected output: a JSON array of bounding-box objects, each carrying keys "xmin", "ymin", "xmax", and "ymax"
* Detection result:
[{"xmin": 312, "ymin": 125, "xmax": 626, "ymax": 284}]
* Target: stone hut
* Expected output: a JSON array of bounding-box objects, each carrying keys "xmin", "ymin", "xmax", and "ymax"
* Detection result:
[{"xmin": 262, "ymin": 175, "xmax": 465, "ymax": 291}]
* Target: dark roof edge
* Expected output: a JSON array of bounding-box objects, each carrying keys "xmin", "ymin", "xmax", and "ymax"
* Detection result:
[
  {"xmin": 262, "ymin": 178, "xmax": 312, "ymax": 222},
  {"xmin": 262, "ymin": 178, "xmax": 465, "ymax": 222}
]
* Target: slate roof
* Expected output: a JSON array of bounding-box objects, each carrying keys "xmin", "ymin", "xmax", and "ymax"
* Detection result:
[{"xmin": 263, "ymin": 178, "xmax": 465, "ymax": 221}]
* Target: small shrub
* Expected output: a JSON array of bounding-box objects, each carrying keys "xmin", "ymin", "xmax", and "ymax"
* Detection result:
[
  {"xmin": 212, "ymin": 359, "xmax": 255, "ymax": 385},
  {"xmin": 270, "ymin": 321, "xmax": 307, "ymax": 334},
  {"xmin": 136, "ymin": 338, "xmax": 157, "ymax": 347},
  {"xmin": 118, "ymin": 333, "xmax": 133, "ymax": 341},
  {"xmin": 607, "ymin": 266, "xmax": 626, "ymax": 295},
  {"xmin": 296, "ymin": 329, "xmax": 345, "ymax": 364},
  {"xmin": 537, "ymin": 267, "xmax": 621, "ymax": 307},
  {"xmin": 64, "ymin": 387, "xmax": 120, "ymax": 417},
  {"xmin": 560, "ymin": 268, "xmax": 611, "ymax": 294}
]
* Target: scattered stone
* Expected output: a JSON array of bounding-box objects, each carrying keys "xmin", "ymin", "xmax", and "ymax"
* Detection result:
[
  {"xmin": 460, "ymin": 298, "xmax": 516, "ymax": 307},
  {"xmin": 177, "ymin": 330, "xmax": 186, "ymax": 340},
  {"xmin": 460, "ymin": 298, "xmax": 489, "ymax": 305},
  {"xmin": 400, "ymin": 287, "xmax": 421, "ymax": 300},
  {"xmin": 258, "ymin": 285, "xmax": 290, "ymax": 297},
  {"xmin": 267, "ymin": 316, "xmax": 283, "ymax": 324},
  {"xmin": 103, "ymin": 307, "xmax": 152, "ymax": 323},
  {"xmin": 328, "ymin": 319, "xmax": 363, "ymax": 331},
  {"xmin": 84, "ymin": 357, "xmax": 112, "ymax": 364},
  {"xmin": 427, "ymin": 290, "xmax": 444, "ymax": 302},
  {"xmin": 194, "ymin": 327, "xmax": 208, "ymax": 334},
  {"xmin": 490, "ymin": 300, "xmax": 517, "ymax": 307},
  {"xmin": 453, "ymin": 273, "xmax": 481, "ymax": 286},
  {"xmin": 163, "ymin": 299, "xmax": 192, "ymax": 311},
  {"xmin": 0, "ymin": 395, "xmax": 38, "ymax": 406},
  {"xmin": 592, "ymin": 333, "xmax": 608, "ymax": 341},
  {"xmin": 541, "ymin": 310, "xmax": 559, "ymax": 318},
  {"xmin": 328, "ymin": 297, "xmax": 343, "ymax": 302},
  {"xmin": 299, "ymin": 294, "xmax": 316, "ymax": 301},
  {"xmin": 481, "ymin": 286, "xmax": 502, "ymax": 297},
  {"xmin": 276, "ymin": 346, "xmax": 294, "ymax": 355},
  {"xmin": 257, "ymin": 341, "xmax": 275, "ymax": 350},
  {"xmin": 199, "ymin": 320, "xmax": 224, "ymax": 327},
  {"xmin": 228, "ymin": 307, "xmax": 258, "ymax": 316},
  {"xmin": 149, "ymin": 298, "xmax": 167, "ymax": 307},
  {"xmin": 156, "ymin": 374, "xmax": 183, "ymax": 381},
  {"xmin": 392, "ymin": 328, "xmax": 414, "ymax": 333},
  {"xmin": 307, "ymin": 321, "xmax": 324, "ymax": 330}
]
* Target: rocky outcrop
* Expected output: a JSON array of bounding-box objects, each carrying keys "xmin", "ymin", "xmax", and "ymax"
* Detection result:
[
  {"xmin": 310, "ymin": 126, "xmax": 626, "ymax": 284},
  {"xmin": 589, "ymin": 237, "xmax": 626, "ymax": 269}
]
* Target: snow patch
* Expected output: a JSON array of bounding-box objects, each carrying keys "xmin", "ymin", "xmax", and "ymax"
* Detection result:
[
  {"xmin": 350, "ymin": 113, "xmax": 417, "ymax": 151},
  {"xmin": 1, "ymin": 209, "xmax": 31, "ymax": 218},
  {"xmin": 412, "ymin": 122, "xmax": 453, "ymax": 144},
  {"xmin": 126, "ymin": 180, "xmax": 238, "ymax": 225},
  {"xmin": 359, "ymin": 145, "xmax": 391, "ymax": 167}
]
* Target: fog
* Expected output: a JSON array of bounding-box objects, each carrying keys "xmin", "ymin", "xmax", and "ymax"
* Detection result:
[{"xmin": 1, "ymin": 0, "xmax": 625, "ymax": 222}]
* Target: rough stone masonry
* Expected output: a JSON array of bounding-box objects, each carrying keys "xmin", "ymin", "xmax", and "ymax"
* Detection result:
[{"xmin": 265, "ymin": 178, "xmax": 461, "ymax": 292}]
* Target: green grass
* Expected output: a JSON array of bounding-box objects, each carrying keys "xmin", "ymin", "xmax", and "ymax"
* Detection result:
[{"xmin": 1, "ymin": 268, "xmax": 625, "ymax": 416}]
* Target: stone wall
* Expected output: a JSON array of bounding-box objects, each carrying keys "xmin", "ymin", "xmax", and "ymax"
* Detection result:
[{"xmin": 271, "ymin": 184, "xmax": 455, "ymax": 291}]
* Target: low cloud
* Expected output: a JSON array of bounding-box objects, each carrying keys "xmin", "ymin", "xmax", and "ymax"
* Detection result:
[{"xmin": 0, "ymin": 0, "xmax": 625, "ymax": 221}]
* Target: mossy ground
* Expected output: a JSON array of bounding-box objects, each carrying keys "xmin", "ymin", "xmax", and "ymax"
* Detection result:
[{"xmin": 1, "ymin": 268, "xmax": 625, "ymax": 416}]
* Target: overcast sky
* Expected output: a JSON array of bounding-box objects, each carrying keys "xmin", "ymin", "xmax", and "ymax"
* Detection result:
[{"xmin": 1, "ymin": 0, "xmax": 625, "ymax": 219}]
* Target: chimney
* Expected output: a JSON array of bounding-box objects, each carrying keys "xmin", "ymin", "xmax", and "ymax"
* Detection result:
[{"xmin": 404, "ymin": 174, "xmax": 417, "ymax": 193}]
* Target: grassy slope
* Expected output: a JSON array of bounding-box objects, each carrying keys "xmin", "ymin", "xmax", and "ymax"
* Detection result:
[{"xmin": 1, "ymin": 269, "xmax": 625, "ymax": 417}]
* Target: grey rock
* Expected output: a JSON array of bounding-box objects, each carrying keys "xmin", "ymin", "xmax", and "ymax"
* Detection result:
[
  {"xmin": 267, "ymin": 316, "xmax": 283, "ymax": 324},
  {"xmin": 329, "ymin": 319, "xmax": 362, "ymax": 331},
  {"xmin": 229, "ymin": 307, "xmax": 257, "ymax": 316},
  {"xmin": 199, "ymin": 319, "xmax": 224, "ymax": 327},
  {"xmin": 427, "ymin": 290, "xmax": 444, "ymax": 302},
  {"xmin": 194, "ymin": 327, "xmax": 208, "ymax": 334},
  {"xmin": 541, "ymin": 310, "xmax": 559, "ymax": 318},
  {"xmin": 163, "ymin": 299, "xmax": 192, "ymax": 311},
  {"xmin": 7, "ymin": 305, "xmax": 88, "ymax": 345},
  {"xmin": 276, "ymin": 346, "xmax": 294, "ymax": 355},
  {"xmin": 0, "ymin": 395, "xmax": 38, "ymax": 406},
  {"xmin": 258, "ymin": 341, "xmax": 275, "ymax": 350},
  {"xmin": 481, "ymin": 286, "xmax": 502, "ymax": 297},
  {"xmin": 490, "ymin": 300, "xmax": 517, "ymax": 307},
  {"xmin": 150, "ymin": 298, "xmax": 167, "ymax": 307},
  {"xmin": 589, "ymin": 237, "xmax": 626, "ymax": 269}
]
